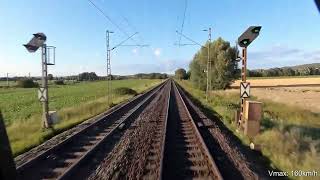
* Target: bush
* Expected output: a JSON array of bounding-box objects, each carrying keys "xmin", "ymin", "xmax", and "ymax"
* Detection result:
[
  {"xmin": 113, "ymin": 87, "xmax": 137, "ymax": 95},
  {"xmin": 17, "ymin": 79, "xmax": 39, "ymax": 88},
  {"xmin": 54, "ymin": 80, "xmax": 65, "ymax": 85}
]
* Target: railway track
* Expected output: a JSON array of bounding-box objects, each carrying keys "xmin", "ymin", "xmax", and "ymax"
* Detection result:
[
  {"xmin": 16, "ymin": 80, "xmax": 168, "ymax": 180},
  {"xmin": 160, "ymin": 81, "xmax": 223, "ymax": 179},
  {"xmin": 16, "ymin": 80, "xmax": 226, "ymax": 180},
  {"xmin": 142, "ymin": 80, "xmax": 222, "ymax": 179}
]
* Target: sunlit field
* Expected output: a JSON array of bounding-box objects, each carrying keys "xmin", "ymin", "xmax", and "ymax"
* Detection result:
[
  {"xmin": 177, "ymin": 80, "xmax": 320, "ymax": 179},
  {"xmin": 0, "ymin": 79, "xmax": 161, "ymax": 156}
]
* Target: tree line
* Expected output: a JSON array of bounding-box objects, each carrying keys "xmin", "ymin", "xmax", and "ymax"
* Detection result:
[{"xmin": 247, "ymin": 65, "xmax": 320, "ymax": 77}]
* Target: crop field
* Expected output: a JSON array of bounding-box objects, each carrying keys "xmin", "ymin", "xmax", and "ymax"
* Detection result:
[
  {"xmin": 226, "ymin": 87, "xmax": 320, "ymax": 113},
  {"xmin": 0, "ymin": 79, "xmax": 161, "ymax": 156},
  {"xmin": 231, "ymin": 76, "xmax": 320, "ymax": 87},
  {"xmin": 230, "ymin": 76, "xmax": 320, "ymax": 113},
  {"xmin": 177, "ymin": 80, "xmax": 320, "ymax": 179}
]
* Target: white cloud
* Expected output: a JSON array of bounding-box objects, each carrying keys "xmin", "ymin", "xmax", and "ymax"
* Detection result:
[
  {"xmin": 154, "ymin": 48, "xmax": 161, "ymax": 56},
  {"xmin": 248, "ymin": 45, "xmax": 320, "ymax": 69},
  {"xmin": 132, "ymin": 48, "xmax": 138, "ymax": 54}
]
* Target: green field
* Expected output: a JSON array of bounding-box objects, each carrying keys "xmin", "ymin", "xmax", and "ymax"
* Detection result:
[
  {"xmin": 177, "ymin": 80, "xmax": 320, "ymax": 179},
  {"xmin": 0, "ymin": 79, "xmax": 161, "ymax": 156}
]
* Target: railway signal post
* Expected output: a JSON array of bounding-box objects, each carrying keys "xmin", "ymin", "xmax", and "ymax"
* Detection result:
[
  {"xmin": 237, "ymin": 26, "xmax": 261, "ymax": 130},
  {"xmin": 24, "ymin": 33, "xmax": 56, "ymax": 128}
]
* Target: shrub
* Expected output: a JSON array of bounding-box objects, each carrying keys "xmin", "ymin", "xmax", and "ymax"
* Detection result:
[
  {"xmin": 16, "ymin": 79, "xmax": 39, "ymax": 88},
  {"xmin": 54, "ymin": 80, "xmax": 65, "ymax": 85},
  {"xmin": 113, "ymin": 87, "xmax": 137, "ymax": 95}
]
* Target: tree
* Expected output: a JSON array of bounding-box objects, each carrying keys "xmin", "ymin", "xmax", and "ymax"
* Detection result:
[
  {"xmin": 186, "ymin": 70, "xmax": 191, "ymax": 79},
  {"xmin": 48, "ymin": 74, "xmax": 54, "ymax": 80},
  {"xmin": 78, "ymin": 72, "xmax": 99, "ymax": 81},
  {"xmin": 189, "ymin": 37, "xmax": 238, "ymax": 90},
  {"xmin": 175, "ymin": 68, "xmax": 187, "ymax": 80}
]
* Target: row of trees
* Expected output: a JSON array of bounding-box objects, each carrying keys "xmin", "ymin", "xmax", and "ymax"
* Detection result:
[
  {"xmin": 48, "ymin": 72, "xmax": 168, "ymax": 81},
  {"xmin": 248, "ymin": 67, "xmax": 320, "ymax": 77}
]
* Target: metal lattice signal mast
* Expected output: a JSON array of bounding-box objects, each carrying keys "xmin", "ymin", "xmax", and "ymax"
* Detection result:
[
  {"xmin": 106, "ymin": 30, "xmax": 113, "ymax": 106},
  {"xmin": 23, "ymin": 33, "xmax": 56, "ymax": 128},
  {"xmin": 105, "ymin": 31, "xmax": 148, "ymax": 106}
]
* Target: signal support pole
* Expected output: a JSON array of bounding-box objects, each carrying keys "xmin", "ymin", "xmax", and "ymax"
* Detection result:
[
  {"xmin": 239, "ymin": 47, "xmax": 247, "ymax": 126},
  {"xmin": 23, "ymin": 33, "xmax": 55, "ymax": 129},
  {"xmin": 237, "ymin": 26, "xmax": 261, "ymax": 128},
  {"xmin": 41, "ymin": 44, "xmax": 50, "ymax": 128}
]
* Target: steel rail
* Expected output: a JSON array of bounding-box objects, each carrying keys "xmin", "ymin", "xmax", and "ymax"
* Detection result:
[
  {"xmin": 160, "ymin": 81, "xmax": 223, "ymax": 179},
  {"xmin": 16, "ymin": 80, "xmax": 168, "ymax": 179}
]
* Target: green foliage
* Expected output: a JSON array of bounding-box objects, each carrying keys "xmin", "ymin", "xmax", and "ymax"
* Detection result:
[
  {"xmin": 177, "ymin": 80, "xmax": 320, "ymax": 178},
  {"xmin": 186, "ymin": 70, "xmax": 191, "ymax": 79},
  {"xmin": 113, "ymin": 87, "xmax": 137, "ymax": 95},
  {"xmin": 189, "ymin": 37, "xmax": 238, "ymax": 90},
  {"xmin": 48, "ymin": 74, "xmax": 54, "ymax": 80},
  {"xmin": 54, "ymin": 80, "xmax": 65, "ymax": 85},
  {"xmin": 133, "ymin": 73, "xmax": 168, "ymax": 79},
  {"xmin": 248, "ymin": 63, "xmax": 320, "ymax": 77},
  {"xmin": 16, "ymin": 79, "xmax": 39, "ymax": 88},
  {"xmin": 78, "ymin": 72, "xmax": 99, "ymax": 81},
  {"xmin": 175, "ymin": 68, "xmax": 187, "ymax": 80}
]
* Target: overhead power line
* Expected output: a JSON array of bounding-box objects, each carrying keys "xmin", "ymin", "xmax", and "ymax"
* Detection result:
[
  {"xmin": 178, "ymin": 0, "xmax": 188, "ymax": 46},
  {"xmin": 87, "ymin": 0, "xmax": 132, "ymax": 38},
  {"xmin": 175, "ymin": 30, "xmax": 204, "ymax": 48}
]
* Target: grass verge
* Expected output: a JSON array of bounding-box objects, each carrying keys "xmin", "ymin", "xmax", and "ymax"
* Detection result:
[
  {"xmin": 1, "ymin": 79, "xmax": 161, "ymax": 156},
  {"xmin": 177, "ymin": 80, "xmax": 320, "ymax": 179}
]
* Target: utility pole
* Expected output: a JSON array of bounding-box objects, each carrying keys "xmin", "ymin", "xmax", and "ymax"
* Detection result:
[
  {"xmin": 205, "ymin": 28, "xmax": 211, "ymax": 101},
  {"xmin": 105, "ymin": 30, "xmax": 146, "ymax": 106},
  {"xmin": 106, "ymin": 30, "xmax": 113, "ymax": 106},
  {"xmin": 175, "ymin": 29, "xmax": 211, "ymax": 101}
]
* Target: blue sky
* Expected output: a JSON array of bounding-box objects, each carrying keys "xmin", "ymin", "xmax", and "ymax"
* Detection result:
[{"xmin": 0, "ymin": 0, "xmax": 319, "ymax": 76}]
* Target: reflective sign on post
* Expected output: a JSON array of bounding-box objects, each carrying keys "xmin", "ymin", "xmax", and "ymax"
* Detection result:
[
  {"xmin": 38, "ymin": 88, "xmax": 47, "ymax": 102},
  {"xmin": 240, "ymin": 82, "xmax": 250, "ymax": 98}
]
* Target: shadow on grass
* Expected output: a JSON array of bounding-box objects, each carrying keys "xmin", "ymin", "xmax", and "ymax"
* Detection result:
[
  {"xmin": 260, "ymin": 117, "xmax": 277, "ymax": 132},
  {"xmin": 177, "ymin": 84, "xmax": 288, "ymax": 179},
  {"xmin": 285, "ymin": 125, "xmax": 320, "ymax": 140}
]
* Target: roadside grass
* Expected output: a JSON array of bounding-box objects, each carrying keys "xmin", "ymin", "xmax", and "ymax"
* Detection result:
[
  {"xmin": 177, "ymin": 80, "xmax": 320, "ymax": 179},
  {"xmin": 0, "ymin": 79, "xmax": 161, "ymax": 156}
]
